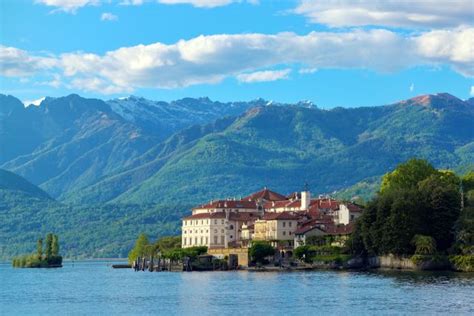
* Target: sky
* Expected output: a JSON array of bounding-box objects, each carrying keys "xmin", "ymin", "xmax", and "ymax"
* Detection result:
[{"xmin": 0, "ymin": 0, "xmax": 473, "ymax": 108}]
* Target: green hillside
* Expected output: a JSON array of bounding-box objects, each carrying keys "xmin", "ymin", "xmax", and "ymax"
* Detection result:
[
  {"xmin": 0, "ymin": 169, "xmax": 52, "ymax": 200},
  {"xmin": 114, "ymin": 93, "xmax": 474, "ymax": 205}
]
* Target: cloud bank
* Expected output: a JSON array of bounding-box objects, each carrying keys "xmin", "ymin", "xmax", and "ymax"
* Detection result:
[
  {"xmin": 1, "ymin": 28, "xmax": 473, "ymax": 94},
  {"xmin": 294, "ymin": 0, "xmax": 474, "ymax": 29}
]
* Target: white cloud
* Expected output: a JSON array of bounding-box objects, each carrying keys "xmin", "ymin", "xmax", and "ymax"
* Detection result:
[
  {"xmin": 22, "ymin": 97, "xmax": 46, "ymax": 107},
  {"xmin": 2, "ymin": 28, "xmax": 473, "ymax": 94},
  {"xmin": 299, "ymin": 67, "xmax": 318, "ymax": 74},
  {"xmin": 470, "ymin": 86, "xmax": 474, "ymax": 97},
  {"xmin": 0, "ymin": 46, "xmax": 57, "ymax": 77},
  {"xmin": 101, "ymin": 12, "xmax": 118, "ymax": 21},
  {"xmin": 35, "ymin": 0, "xmax": 100, "ymax": 13},
  {"xmin": 410, "ymin": 83, "xmax": 415, "ymax": 92},
  {"xmin": 294, "ymin": 0, "xmax": 474, "ymax": 29},
  {"xmin": 237, "ymin": 69, "xmax": 291, "ymax": 83}
]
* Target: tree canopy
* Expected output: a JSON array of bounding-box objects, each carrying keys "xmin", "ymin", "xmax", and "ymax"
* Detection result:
[{"xmin": 353, "ymin": 159, "xmax": 464, "ymax": 256}]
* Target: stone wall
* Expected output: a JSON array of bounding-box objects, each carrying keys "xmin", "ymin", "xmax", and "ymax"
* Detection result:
[{"xmin": 208, "ymin": 248, "xmax": 249, "ymax": 267}]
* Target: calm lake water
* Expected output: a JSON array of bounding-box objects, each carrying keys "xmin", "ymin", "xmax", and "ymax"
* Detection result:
[{"xmin": 1, "ymin": 261, "xmax": 473, "ymax": 315}]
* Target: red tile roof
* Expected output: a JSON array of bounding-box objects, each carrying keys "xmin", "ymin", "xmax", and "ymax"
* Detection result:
[
  {"xmin": 193, "ymin": 199, "xmax": 257, "ymax": 210},
  {"xmin": 243, "ymin": 188, "xmax": 288, "ymax": 202},
  {"xmin": 184, "ymin": 211, "xmax": 260, "ymax": 221},
  {"xmin": 263, "ymin": 211, "xmax": 301, "ymax": 221},
  {"xmin": 294, "ymin": 222, "xmax": 354, "ymax": 235}
]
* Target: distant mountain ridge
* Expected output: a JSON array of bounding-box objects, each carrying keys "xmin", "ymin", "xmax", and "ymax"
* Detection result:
[
  {"xmin": 0, "ymin": 92, "xmax": 473, "ymax": 206},
  {"xmin": 0, "ymin": 169, "xmax": 52, "ymax": 200}
]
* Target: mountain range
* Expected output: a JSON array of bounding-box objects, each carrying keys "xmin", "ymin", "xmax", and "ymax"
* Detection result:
[
  {"xmin": 0, "ymin": 92, "xmax": 473, "ymax": 258},
  {"xmin": 2, "ymin": 92, "xmax": 473, "ymax": 204}
]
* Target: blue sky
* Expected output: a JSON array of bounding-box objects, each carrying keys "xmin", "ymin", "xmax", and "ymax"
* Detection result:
[{"xmin": 0, "ymin": 0, "xmax": 473, "ymax": 108}]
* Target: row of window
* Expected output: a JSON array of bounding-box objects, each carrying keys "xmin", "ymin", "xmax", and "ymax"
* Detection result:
[
  {"xmin": 183, "ymin": 219, "xmax": 226, "ymax": 226},
  {"xmin": 183, "ymin": 235, "xmax": 233, "ymax": 246},
  {"xmin": 184, "ymin": 229, "xmax": 228, "ymax": 234}
]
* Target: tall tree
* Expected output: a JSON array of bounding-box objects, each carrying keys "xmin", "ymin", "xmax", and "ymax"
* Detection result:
[
  {"xmin": 45, "ymin": 233, "xmax": 53, "ymax": 259},
  {"xmin": 380, "ymin": 159, "xmax": 437, "ymax": 193},
  {"xmin": 36, "ymin": 238, "xmax": 43, "ymax": 260},
  {"xmin": 52, "ymin": 234, "xmax": 60, "ymax": 257},
  {"xmin": 128, "ymin": 233, "xmax": 149, "ymax": 263}
]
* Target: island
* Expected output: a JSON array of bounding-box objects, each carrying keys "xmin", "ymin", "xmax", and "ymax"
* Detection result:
[
  {"xmin": 12, "ymin": 233, "xmax": 63, "ymax": 268},
  {"xmin": 126, "ymin": 159, "xmax": 474, "ymax": 273}
]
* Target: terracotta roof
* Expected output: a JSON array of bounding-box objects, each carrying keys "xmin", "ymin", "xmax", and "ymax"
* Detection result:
[
  {"xmin": 347, "ymin": 203, "xmax": 362, "ymax": 212},
  {"xmin": 324, "ymin": 222, "xmax": 355, "ymax": 235},
  {"xmin": 263, "ymin": 211, "xmax": 301, "ymax": 221},
  {"xmin": 294, "ymin": 222, "xmax": 354, "ymax": 235},
  {"xmin": 184, "ymin": 211, "xmax": 260, "ymax": 221},
  {"xmin": 243, "ymin": 188, "xmax": 288, "ymax": 202},
  {"xmin": 193, "ymin": 199, "xmax": 257, "ymax": 210}
]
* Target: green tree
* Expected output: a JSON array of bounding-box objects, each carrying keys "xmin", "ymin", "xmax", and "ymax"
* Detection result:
[
  {"xmin": 354, "ymin": 159, "xmax": 462, "ymax": 256},
  {"xmin": 418, "ymin": 173, "xmax": 461, "ymax": 251},
  {"xmin": 45, "ymin": 233, "xmax": 53, "ymax": 259},
  {"xmin": 128, "ymin": 233, "xmax": 150, "ymax": 263},
  {"xmin": 380, "ymin": 159, "xmax": 437, "ymax": 193},
  {"xmin": 294, "ymin": 245, "xmax": 316, "ymax": 263},
  {"xmin": 155, "ymin": 236, "xmax": 181, "ymax": 252},
  {"xmin": 51, "ymin": 234, "xmax": 60, "ymax": 257},
  {"xmin": 249, "ymin": 241, "xmax": 275, "ymax": 264},
  {"xmin": 36, "ymin": 238, "xmax": 43, "ymax": 260},
  {"xmin": 412, "ymin": 235, "xmax": 437, "ymax": 255}
]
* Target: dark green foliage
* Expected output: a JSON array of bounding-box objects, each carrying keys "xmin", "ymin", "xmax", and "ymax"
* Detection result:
[
  {"xmin": 294, "ymin": 245, "xmax": 315, "ymax": 263},
  {"xmin": 45, "ymin": 233, "xmax": 53, "ymax": 259},
  {"xmin": 162, "ymin": 246, "xmax": 207, "ymax": 261},
  {"xmin": 36, "ymin": 238, "xmax": 43, "ymax": 260},
  {"xmin": 412, "ymin": 235, "xmax": 437, "ymax": 255},
  {"xmin": 52, "ymin": 235, "xmax": 59, "ymax": 257},
  {"xmin": 352, "ymin": 159, "xmax": 463, "ymax": 256},
  {"xmin": 155, "ymin": 236, "xmax": 182, "ymax": 252},
  {"xmin": 294, "ymin": 245, "xmax": 347, "ymax": 264},
  {"xmin": 249, "ymin": 241, "xmax": 275, "ymax": 263},
  {"xmin": 454, "ymin": 171, "xmax": 474, "ymax": 255}
]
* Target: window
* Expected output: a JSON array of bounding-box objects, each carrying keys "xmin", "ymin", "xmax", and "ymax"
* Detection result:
[
  {"xmin": 230, "ymin": 235, "xmax": 233, "ymax": 239},
  {"xmin": 221, "ymin": 236, "xmax": 225, "ymax": 244},
  {"xmin": 289, "ymin": 222, "xmax": 292, "ymax": 227},
  {"xmin": 214, "ymin": 220, "xmax": 217, "ymax": 224},
  {"xmin": 200, "ymin": 237, "xmax": 203, "ymax": 245},
  {"xmin": 184, "ymin": 230, "xmax": 187, "ymax": 234},
  {"xmin": 221, "ymin": 220, "xmax": 224, "ymax": 224},
  {"xmin": 221, "ymin": 229, "xmax": 224, "ymax": 233},
  {"xmin": 183, "ymin": 238, "xmax": 186, "ymax": 245},
  {"xmin": 214, "ymin": 236, "xmax": 218, "ymax": 244},
  {"xmin": 289, "ymin": 232, "xmax": 292, "ymax": 235},
  {"xmin": 195, "ymin": 237, "xmax": 198, "ymax": 245},
  {"xmin": 229, "ymin": 224, "xmax": 234, "ymax": 230},
  {"xmin": 205, "ymin": 237, "xmax": 208, "ymax": 244},
  {"xmin": 283, "ymin": 222, "xmax": 286, "ymax": 228},
  {"xmin": 214, "ymin": 229, "xmax": 217, "ymax": 233},
  {"xmin": 283, "ymin": 231, "xmax": 286, "ymax": 236}
]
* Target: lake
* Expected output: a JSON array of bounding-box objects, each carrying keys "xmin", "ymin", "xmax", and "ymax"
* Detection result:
[{"xmin": 1, "ymin": 261, "xmax": 473, "ymax": 315}]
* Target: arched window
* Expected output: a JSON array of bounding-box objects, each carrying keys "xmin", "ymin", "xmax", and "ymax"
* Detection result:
[{"xmin": 229, "ymin": 224, "xmax": 234, "ymax": 230}]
